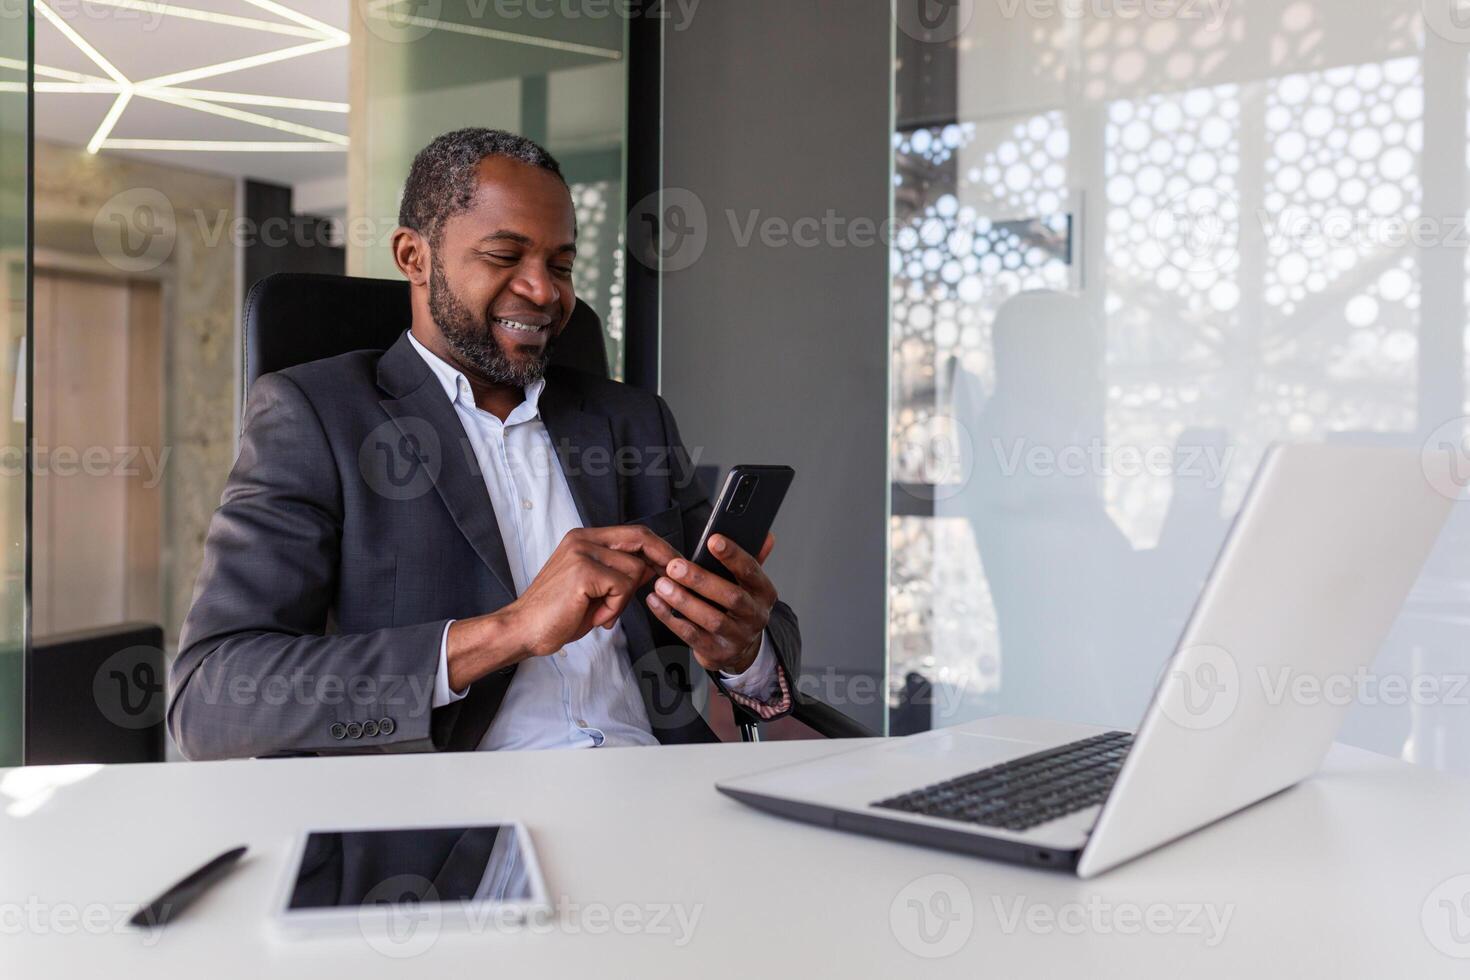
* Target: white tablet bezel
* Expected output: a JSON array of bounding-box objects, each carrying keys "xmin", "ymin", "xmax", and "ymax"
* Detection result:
[{"xmin": 272, "ymin": 820, "xmax": 552, "ymax": 939}]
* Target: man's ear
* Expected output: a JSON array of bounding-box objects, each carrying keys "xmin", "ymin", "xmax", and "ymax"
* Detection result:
[{"xmin": 391, "ymin": 227, "xmax": 430, "ymax": 285}]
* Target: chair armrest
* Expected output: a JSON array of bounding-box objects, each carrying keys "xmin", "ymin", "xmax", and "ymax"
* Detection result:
[
  {"xmin": 732, "ymin": 695, "xmax": 880, "ymax": 742},
  {"xmin": 789, "ymin": 696, "xmax": 878, "ymax": 739}
]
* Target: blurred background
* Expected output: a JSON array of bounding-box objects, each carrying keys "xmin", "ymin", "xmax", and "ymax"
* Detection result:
[{"xmin": 2, "ymin": 0, "xmax": 1469, "ymax": 774}]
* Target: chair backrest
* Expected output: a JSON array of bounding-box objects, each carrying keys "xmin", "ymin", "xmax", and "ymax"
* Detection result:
[
  {"xmin": 243, "ymin": 272, "xmax": 610, "ymax": 389},
  {"xmin": 27, "ymin": 622, "xmax": 166, "ymax": 764}
]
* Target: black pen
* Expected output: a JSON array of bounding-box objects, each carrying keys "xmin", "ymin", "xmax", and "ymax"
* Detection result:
[{"xmin": 129, "ymin": 846, "xmax": 249, "ymax": 929}]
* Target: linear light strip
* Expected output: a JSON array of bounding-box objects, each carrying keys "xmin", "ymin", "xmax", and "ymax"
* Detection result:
[
  {"xmin": 26, "ymin": 79, "xmax": 348, "ymax": 115},
  {"xmin": 36, "ymin": 81, "xmax": 125, "ymax": 93},
  {"xmin": 136, "ymin": 36, "xmax": 345, "ymax": 89},
  {"xmin": 38, "ymin": 2, "xmax": 350, "ymax": 154},
  {"xmin": 75, "ymin": 0, "xmax": 326, "ymax": 39},
  {"xmin": 367, "ymin": 6, "xmax": 622, "ymax": 59},
  {"xmin": 136, "ymin": 90, "xmax": 348, "ymax": 143},
  {"xmin": 99, "ymin": 139, "xmax": 346, "ymax": 151},
  {"xmin": 237, "ymin": 0, "xmax": 348, "ymax": 43},
  {"xmin": 87, "ymin": 90, "xmax": 134, "ymax": 152},
  {"xmin": 0, "ymin": 57, "xmax": 111, "ymax": 84},
  {"xmin": 35, "ymin": 1, "xmax": 131, "ymax": 85},
  {"xmin": 142, "ymin": 85, "xmax": 348, "ymax": 113}
]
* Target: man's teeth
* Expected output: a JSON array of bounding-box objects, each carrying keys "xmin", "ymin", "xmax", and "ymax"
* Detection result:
[{"xmin": 492, "ymin": 317, "xmax": 545, "ymax": 334}]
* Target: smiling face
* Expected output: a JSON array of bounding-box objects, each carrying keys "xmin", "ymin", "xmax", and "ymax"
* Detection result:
[{"xmin": 408, "ymin": 155, "xmax": 578, "ymax": 387}]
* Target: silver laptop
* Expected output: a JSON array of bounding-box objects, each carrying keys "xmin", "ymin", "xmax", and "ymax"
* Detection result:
[{"xmin": 718, "ymin": 444, "xmax": 1457, "ymax": 877}]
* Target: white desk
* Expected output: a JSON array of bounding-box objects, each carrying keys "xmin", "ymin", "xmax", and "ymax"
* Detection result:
[{"xmin": 1, "ymin": 738, "xmax": 1467, "ymax": 978}]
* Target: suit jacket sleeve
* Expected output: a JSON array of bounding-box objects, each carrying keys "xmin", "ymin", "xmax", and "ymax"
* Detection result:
[
  {"xmin": 654, "ymin": 394, "xmax": 802, "ymax": 720},
  {"xmin": 168, "ymin": 373, "xmax": 449, "ymax": 760}
]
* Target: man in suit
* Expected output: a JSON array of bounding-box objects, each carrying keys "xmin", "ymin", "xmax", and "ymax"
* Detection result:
[{"xmin": 169, "ymin": 129, "xmax": 798, "ymax": 759}]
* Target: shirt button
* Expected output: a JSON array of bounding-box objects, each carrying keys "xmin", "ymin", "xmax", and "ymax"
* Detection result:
[
  {"xmin": 522, "ymin": 499, "xmax": 534, "ymax": 510},
  {"xmin": 575, "ymin": 718, "xmax": 587, "ymax": 728},
  {"xmin": 558, "ymin": 650, "xmax": 567, "ymax": 658}
]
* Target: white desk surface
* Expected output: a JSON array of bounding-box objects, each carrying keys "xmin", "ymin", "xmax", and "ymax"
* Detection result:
[{"xmin": 1, "ymin": 737, "xmax": 1467, "ymax": 978}]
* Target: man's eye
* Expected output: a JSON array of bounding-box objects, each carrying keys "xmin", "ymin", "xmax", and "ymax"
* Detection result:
[
  {"xmin": 482, "ymin": 252, "xmax": 518, "ymax": 263},
  {"xmin": 552, "ymin": 265, "xmax": 574, "ymax": 277}
]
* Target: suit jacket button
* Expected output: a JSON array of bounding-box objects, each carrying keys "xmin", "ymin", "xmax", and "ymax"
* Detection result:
[
  {"xmin": 362, "ymin": 720, "xmax": 380, "ymax": 737},
  {"xmin": 330, "ymin": 723, "xmax": 347, "ymax": 740},
  {"xmin": 379, "ymin": 718, "xmax": 396, "ymax": 736},
  {"xmin": 346, "ymin": 722, "xmax": 363, "ymax": 739}
]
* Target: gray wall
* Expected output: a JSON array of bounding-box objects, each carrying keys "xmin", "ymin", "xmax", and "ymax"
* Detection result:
[{"xmin": 659, "ymin": 0, "xmax": 893, "ymax": 730}]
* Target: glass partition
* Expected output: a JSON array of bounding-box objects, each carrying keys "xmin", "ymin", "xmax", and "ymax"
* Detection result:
[
  {"xmin": 350, "ymin": 1, "xmax": 628, "ymax": 375},
  {"xmin": 0, "ymin": 7, "xmax": 29, "ymax": 766},
  {"xmin": 890, "ymin": 0, "xmax": 1470, "ymax": 773},
  {"xmin": 11, "ymin": 0, "xmax": 628, "ymax": 763}
]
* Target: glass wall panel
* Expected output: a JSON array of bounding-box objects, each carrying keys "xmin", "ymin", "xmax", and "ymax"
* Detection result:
[
  {"xmin": 0, "ymin": 8, "xmax": 27, "ymax": 766},
  {"xmin": 891, "ymin": 0, "xmax": 1470, "ymax": 773},
  {"xmin": 26, "ymin": 1, "xmax": 346, "ymax": 762},
  {"xmin": 350, "ymin": 2, "xmax": 628, "ymax": 374}
]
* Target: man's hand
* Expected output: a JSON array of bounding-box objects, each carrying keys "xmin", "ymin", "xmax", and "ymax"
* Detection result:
[
  {"xmin": 644, "ymin": 533, "xmax": 778, "ymax": 676},
  {"xmin": 447, "ymin": 525, "xmax": 679, "ymax": 691}
]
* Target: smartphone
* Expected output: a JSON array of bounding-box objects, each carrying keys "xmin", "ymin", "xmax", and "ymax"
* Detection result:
[{"xmin": 691, "ymin": 465, "xmax": 795, "ymax": 582}]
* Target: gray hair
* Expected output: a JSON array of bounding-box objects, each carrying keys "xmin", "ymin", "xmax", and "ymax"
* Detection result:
[{"xmin": 398, "ymin": 128, "xmax": 566, "ymax": 244}]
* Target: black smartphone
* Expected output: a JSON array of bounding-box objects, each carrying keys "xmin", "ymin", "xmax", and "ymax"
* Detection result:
[{"xmin": 691, "ymin": 465, "xmax": 795, "ymax": 582}]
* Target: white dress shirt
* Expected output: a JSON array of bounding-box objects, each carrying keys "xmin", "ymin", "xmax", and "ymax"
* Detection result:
[{"xmin": 410, "ymin": 332, "xmax": 780, "ymax": 749}]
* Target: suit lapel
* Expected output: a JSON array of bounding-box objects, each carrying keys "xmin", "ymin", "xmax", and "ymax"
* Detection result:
[
  {"xmin": 538, "ymin": 373, "xmax": 620, "ymax": 531},
  {"xmin": 376, "ymin": 332, "xmax": 516, "ymax": 600}
]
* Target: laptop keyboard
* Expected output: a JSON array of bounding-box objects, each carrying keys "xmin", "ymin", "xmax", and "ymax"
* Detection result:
[{"xmin": 873, "ymin": 731, "xmax": 1133, "ymax": 832}]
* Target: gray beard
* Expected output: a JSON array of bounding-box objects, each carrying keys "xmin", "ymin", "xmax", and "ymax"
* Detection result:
[{"xmin": 428, "ymin": 256, "xmax": 551, "ymax": 387}]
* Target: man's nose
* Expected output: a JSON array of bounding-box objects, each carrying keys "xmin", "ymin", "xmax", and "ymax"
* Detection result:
[{"xmin": 510, "ymin": 267, "xmax": 560, "ymax": 308}]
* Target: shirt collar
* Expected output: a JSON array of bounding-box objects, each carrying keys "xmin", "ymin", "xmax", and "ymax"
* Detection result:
[{"xmin": 406, "ymin": 329, "xmax": 546, "ymax": 418}]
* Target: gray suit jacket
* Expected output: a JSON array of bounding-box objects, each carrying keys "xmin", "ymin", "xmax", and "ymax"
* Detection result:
[{"xmin": 169, "ymin": 332, "xmax": 800, "ymax": 759}]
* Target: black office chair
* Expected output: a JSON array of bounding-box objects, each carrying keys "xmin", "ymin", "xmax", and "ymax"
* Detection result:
[
  {"xmin": 243, "ymin": 272, "xmax": 875, "ymax": 741},
  {"xmin": 26, "ymin": 622, "xmax": 167, "ymax": 764},
  {"xmin": 244, "ymin": 272, "xmax": 609, "ymax": 386}
]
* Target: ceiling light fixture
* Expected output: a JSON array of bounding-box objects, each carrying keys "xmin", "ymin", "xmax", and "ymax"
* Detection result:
[
  {"xmin": 99, "ymin": 139, "xmax": 345, "ymax": 152},
  {"xmin": 35, "ymin": 0, "xmax": 348, "ymax": 155},
  {"xmin": 70, "ymin": 0, "xmax": 326, "ymax": 39},
  {"xmin": 137, "ymin": 90, "xmax": 349, "ymax": 144}
]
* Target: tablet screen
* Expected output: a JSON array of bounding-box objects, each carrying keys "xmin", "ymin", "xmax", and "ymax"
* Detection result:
[{"xmin": 286, "ymin": 825, "xmax": 533, "ymax": 910}]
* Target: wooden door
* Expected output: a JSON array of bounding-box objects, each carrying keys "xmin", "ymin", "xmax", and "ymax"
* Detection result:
[{"xmin": 32, "ymin": 268, "xmax": 163, "ymax": 635}]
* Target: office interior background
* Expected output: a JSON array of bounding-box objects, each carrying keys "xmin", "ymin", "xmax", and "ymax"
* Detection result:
[{"xmin": 0, "ymin": 0, "xmax": 1468, "ymax": 773}]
